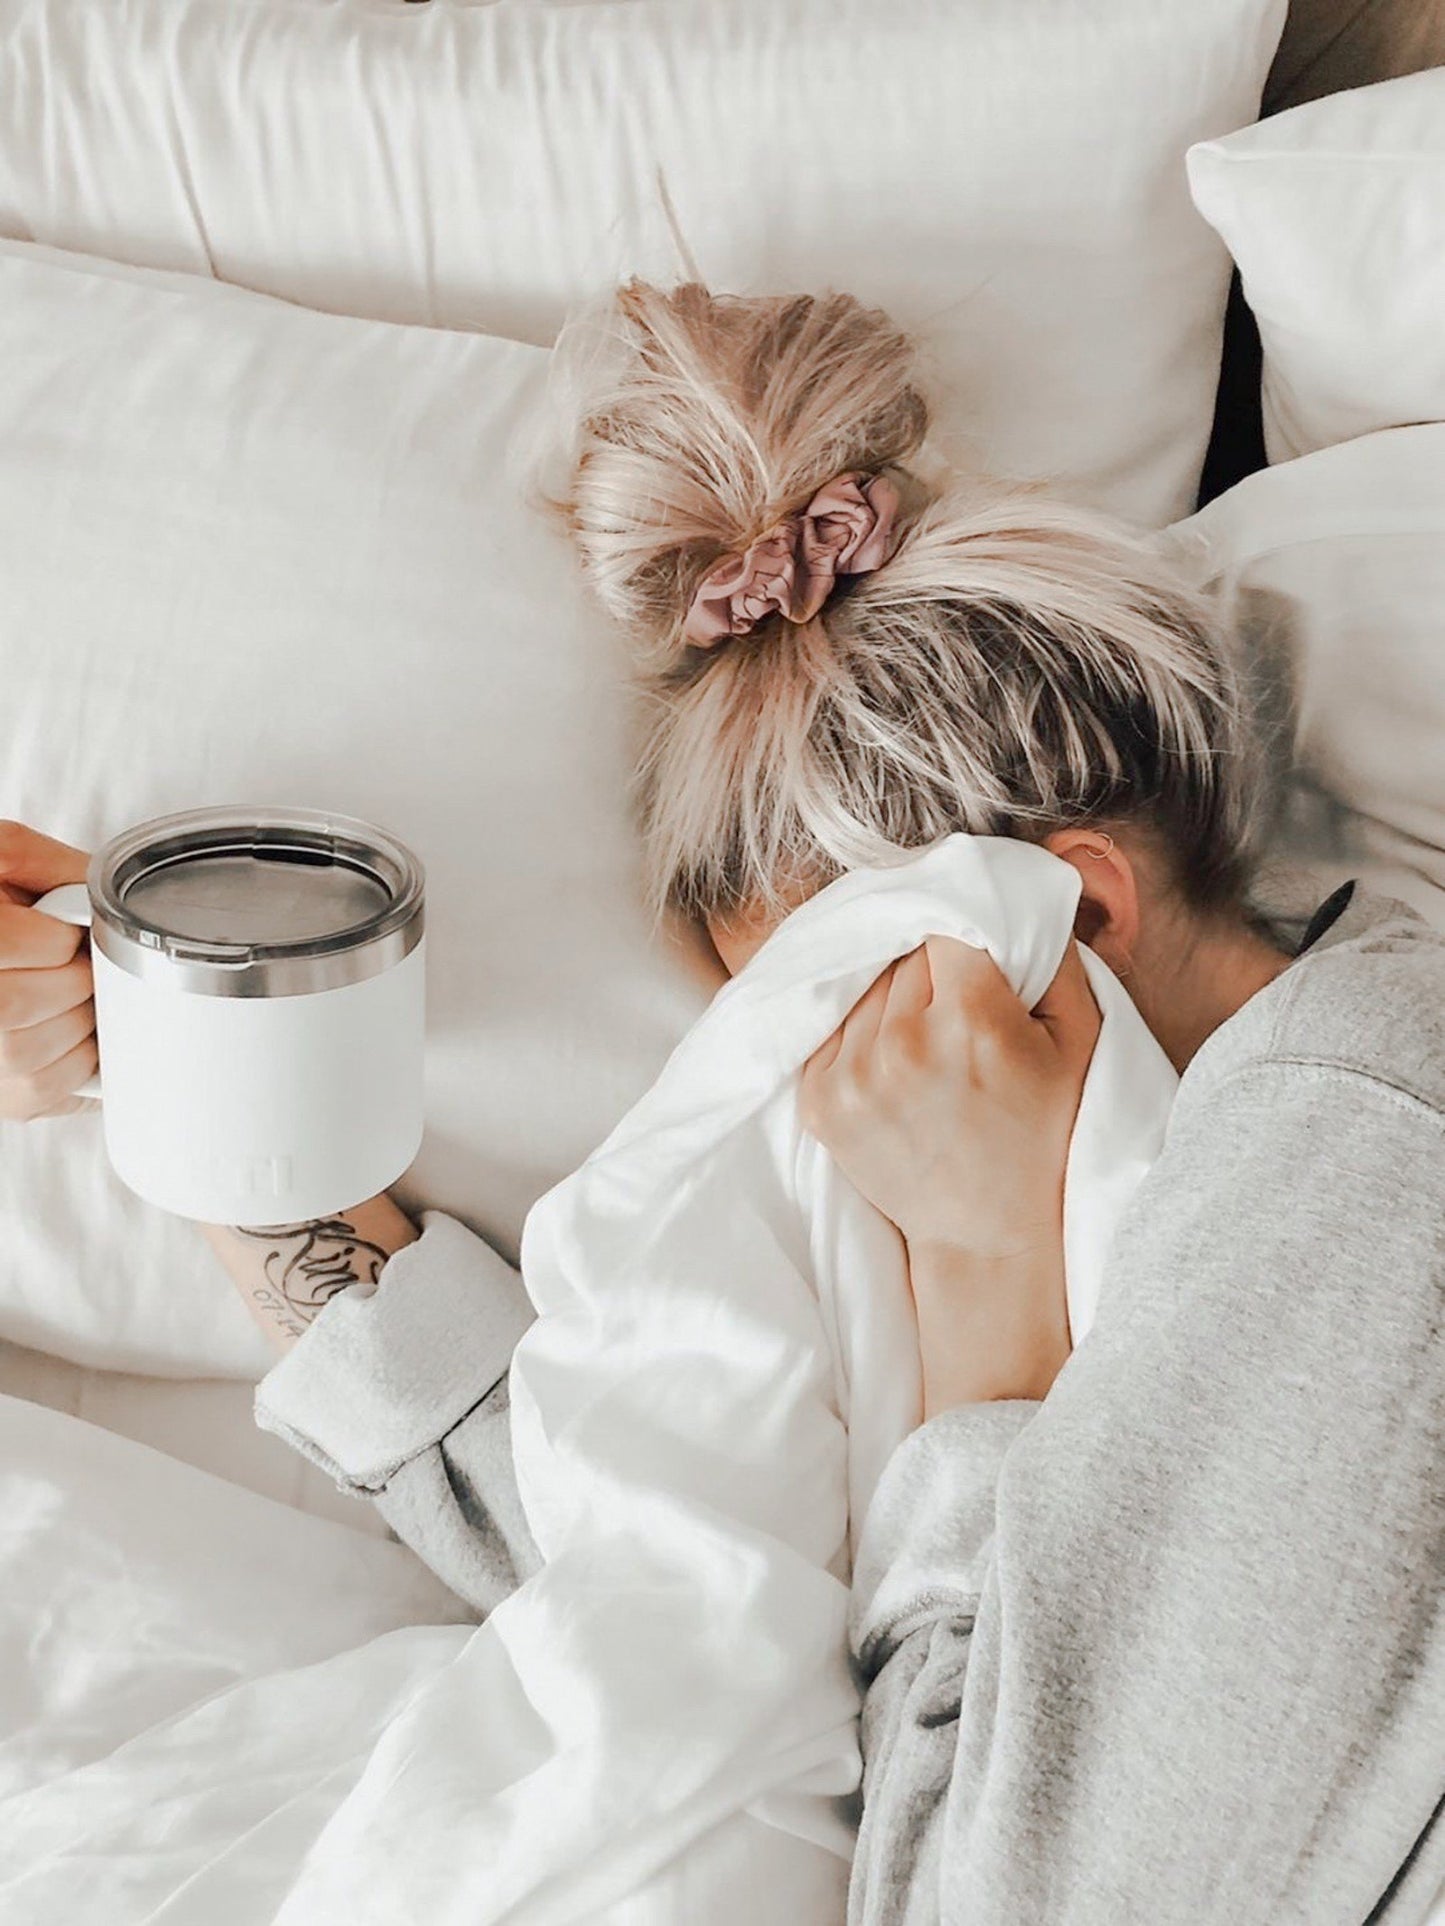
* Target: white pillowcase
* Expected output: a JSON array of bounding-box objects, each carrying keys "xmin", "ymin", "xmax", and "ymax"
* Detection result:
[
  {"xmin": 0, "ymin": 0, "xmax": 1284, "ymax": 526},
  {"xmin": 1172, "ymin": 423, "xmax": 1445, "ymax": 928},
  {"xmin": 1188, "ymin": 68, "xmax": 1445, "ymax": 462},
  {"xmin": 0, "ymin": 240, "xmax": 710, "ymax": 1376}
]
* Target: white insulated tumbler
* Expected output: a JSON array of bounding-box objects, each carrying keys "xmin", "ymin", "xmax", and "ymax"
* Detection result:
[{"xmin": 36, "ymin": 806, "xmax": 426, "ymax": 1226}]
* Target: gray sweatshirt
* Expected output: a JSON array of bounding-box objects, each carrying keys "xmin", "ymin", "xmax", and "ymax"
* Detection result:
[{"xmin": 255, "ymin": 885, "xmax": 1445, "ymax": 1924}]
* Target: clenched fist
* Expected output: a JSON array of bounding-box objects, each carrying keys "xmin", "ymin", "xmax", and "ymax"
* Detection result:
[
  {"xmin": 800, "ymin": 937, "xmax": 1101, "ymax": 1412},
  {"xmin": 0, "ymin": 822, "xmax": 97, "ymax": 1120}
]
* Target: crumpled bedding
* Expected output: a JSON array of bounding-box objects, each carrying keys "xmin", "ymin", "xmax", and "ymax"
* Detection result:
[{"xmin": 0, "ymin": 836, "xmax": 1178, "ymax": 1923}]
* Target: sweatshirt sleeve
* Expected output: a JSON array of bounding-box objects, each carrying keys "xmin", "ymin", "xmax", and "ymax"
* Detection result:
[
  {"xmin": 254, "ymin": 1210, "xmax": 541, "ymax": 1618},
  {"xmin": 848, "ymin": 1062, "xmax": 1445, "ymax": 1926}
]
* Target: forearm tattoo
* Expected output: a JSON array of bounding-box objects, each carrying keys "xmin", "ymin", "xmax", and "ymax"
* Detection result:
[{"xmin": 234, "ymin": 1217, "xmax": 391, "ymax": 1340}]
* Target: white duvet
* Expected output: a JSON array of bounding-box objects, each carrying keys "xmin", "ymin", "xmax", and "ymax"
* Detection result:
[{"xmin": 0, "ymin": 837, "xmax": 1177, "ymax": 1923}]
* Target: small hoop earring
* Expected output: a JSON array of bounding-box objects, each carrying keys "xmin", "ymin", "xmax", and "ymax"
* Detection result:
[{"xmin": 1083, "ymin": 833, "xmax": 1115, "ymax": 861}]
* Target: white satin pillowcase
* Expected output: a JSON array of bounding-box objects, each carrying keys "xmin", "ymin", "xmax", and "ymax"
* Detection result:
[
  {"xmin": 0, "ymin": 241, "xmax": 710, "ymax": 1375},
  {"xmin": 1189, "ymin": 68, "xmax": 1445, "ymax": 461},
  {"xmin": 0, "ymin": 0, "xmax": 1284, "ymax": 526},
  {"xmin": 1172, "ymin": 424, "xmax": 1445, "ymax": 930}
]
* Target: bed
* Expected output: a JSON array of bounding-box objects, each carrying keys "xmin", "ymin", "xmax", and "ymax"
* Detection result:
[{"xmin": 0, "ymin": 0, "xmax": 1441, "ymax": 1917}]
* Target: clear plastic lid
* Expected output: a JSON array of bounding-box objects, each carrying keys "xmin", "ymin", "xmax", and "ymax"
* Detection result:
[{"xmin": 89, "ymin": 806, "xmax": 424, "ymax": 995}]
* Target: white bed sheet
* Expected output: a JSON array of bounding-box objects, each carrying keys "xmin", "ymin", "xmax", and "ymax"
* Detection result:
[
  {"xmin": 0, "ymin": 1339, "xmax": 388, "ymax": 1538},
  {"xmin": 0, "ymin": 841, "xmax": 1179, "ymax": 1923},
  {"xmin": 0, "ymin": 1384, "xmax": 474, "ymax": 1901}
]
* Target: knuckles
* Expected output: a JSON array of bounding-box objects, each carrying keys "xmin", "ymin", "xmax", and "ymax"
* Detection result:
[
  {"xmin": 0, "ymin": 1028, "xmax": 30, "ymax": 1075},
  {"xmin": 801, "ymin": 1056, "xmax": 876, "ymax": 1143},
  {"xmin": 880, "ymin": 1012, "xmax": 932, "ymax": 1065},
  {"xmin": 0, "ymin": 958, "xmax": 91, "ymax": 1033},
  {"xmin": 0, "ymin": 901, "xmax": 83, "ymax": 970},
  {"xmin": 0, "ymin": 820, "xmax": 26, "ymax": 873},
  {"xmin": 0, "ymin": 1040, "xmax": 97, "ymax": 1117}
]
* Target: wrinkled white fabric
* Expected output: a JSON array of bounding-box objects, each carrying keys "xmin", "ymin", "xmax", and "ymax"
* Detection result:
[
  {"xmin": 268, "ymin": 837, "xmax": 1178, "ymax": 1925},
  {"xmin": 0, "ymin": 1392, "xmax": 475, "ymax": 1922},
  {"xmin": 516, "ymin": 834, "xmax": 1176, "ymax": 1551},
  {"xmin": 0, "ymin": 838, "xmax": 1177, "ymax": 1924}
]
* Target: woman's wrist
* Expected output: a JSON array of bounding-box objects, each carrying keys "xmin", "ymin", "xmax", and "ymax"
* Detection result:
[
  {"xmin": 201, "ymin": 1193, "xmax": 421, "ymax": 1353},
  {"xmin": 907, "ymin": 1237, "xmax": 1070, "ymax": 1417}
]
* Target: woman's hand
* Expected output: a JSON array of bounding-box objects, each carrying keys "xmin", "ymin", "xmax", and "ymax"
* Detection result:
[
  {"xmin": 800, "ymin": 938, "xmax": 1100, "ymax": 1414},
  {"xmin": 0, "ymin": 823, "xmax": 97, "ymax": 1121}
]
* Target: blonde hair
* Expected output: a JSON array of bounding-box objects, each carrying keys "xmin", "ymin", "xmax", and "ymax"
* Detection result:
[{"xmin": 560, "ymin": 281, "xmax": 1261, "ymax": 921}]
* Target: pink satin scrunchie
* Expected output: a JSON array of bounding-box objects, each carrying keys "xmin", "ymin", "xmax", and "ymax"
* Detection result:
[{"xmin": 682, "ymin": 471, "xmax": 902, "ymax": 649}]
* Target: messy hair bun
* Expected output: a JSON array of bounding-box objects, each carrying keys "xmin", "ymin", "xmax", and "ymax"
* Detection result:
[
  {"xmin": 563, "ymin": 281, "xmax": 929, "ymax": 672},
  {"xmin": 560, "ymin": 282, "xmax": 1262, "ymax": 923}
]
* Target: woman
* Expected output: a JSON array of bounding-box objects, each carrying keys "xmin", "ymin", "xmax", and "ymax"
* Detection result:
[{"xmin": 2, "ymin": 282, "xmax": 1442, "ymax": 1922}]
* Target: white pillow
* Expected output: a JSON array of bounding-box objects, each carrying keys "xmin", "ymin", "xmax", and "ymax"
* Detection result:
[
  {"xmin": 1188, "ymin": 68, "xmax": 1445, "ymax": 463},
  {"xmin": 0, "ymin": 241, "xmax": 710, "ymax": 1376},
  {"xmin": 0, "ymin": 0, "xmax": 1284, "ymax": 526},
  {"xmin": 1171, "ymin": 423, "xmax": 1445, "ymax": 928}
]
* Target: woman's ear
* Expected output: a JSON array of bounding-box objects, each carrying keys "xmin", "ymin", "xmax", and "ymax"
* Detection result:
[{"xmin": 1042, "ymin": 828, "xmax": 1142, "ymax": 977}]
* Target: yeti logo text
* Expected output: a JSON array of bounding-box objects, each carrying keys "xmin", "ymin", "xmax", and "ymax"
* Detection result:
[{"xmin": 210, "ymin": 1154, "xmax": 294, "ymax": 1198}]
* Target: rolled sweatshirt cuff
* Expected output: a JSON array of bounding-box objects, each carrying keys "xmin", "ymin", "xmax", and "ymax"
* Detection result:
[
  {"xmin": 254, "ymin": 1211, "xmax": 536, "ymax": 1493},
  {"xmin": 850, "ymin": 1400, "xmax": 1038, "ymax": 1675}
]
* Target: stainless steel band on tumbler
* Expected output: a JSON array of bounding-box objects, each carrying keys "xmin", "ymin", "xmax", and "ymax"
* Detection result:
[{"xmin": 87, "ymin": 806, "xmax": 425, "ymax": 998}]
